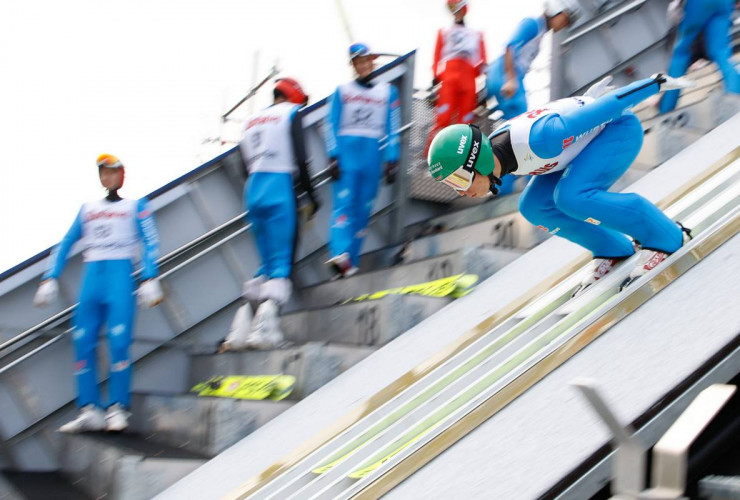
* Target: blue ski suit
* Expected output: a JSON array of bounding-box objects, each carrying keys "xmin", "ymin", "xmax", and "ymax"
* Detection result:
[
  {"xmin": 660, "ymin": 0, "xmax": 740, "ymax": 113},
  {"xmin": 486, "ymin": 16, "xmax": 547, "ymax": 195},
  {"xmin": 325, "ymin": 79, "xmax": 401, "ymax": 266},
  {"xmin": 495, "ymin": 77, "xmax": 684, "ymax": 258},
  {"xmin": 239, "ymin": 102, "xmax": 316, "ymax": 280},
  {"xmin": 44, "ymin": 197, "xmax": 159, "ymax": 409}
]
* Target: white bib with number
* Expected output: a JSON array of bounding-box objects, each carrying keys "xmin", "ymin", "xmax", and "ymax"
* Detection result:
[
  {"xmin": 495, "ymin": 96, "xmax": 603, "ymax": 176},
  {"xmin": 240, "ymin": 102, "xmax": 299, "ymax": 175},
  {"xmin": 80, "ymin": 198, "xmax": 140, "ymax": 262},
  {"xmin": 337, "ymin": 81, "xmax": 391, "ymax": 139}
]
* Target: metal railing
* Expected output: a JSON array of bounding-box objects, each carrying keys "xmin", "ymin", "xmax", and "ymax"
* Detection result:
[{"xmin": 0, "ymin": 122, "xmax": 415, "ymax": 370}]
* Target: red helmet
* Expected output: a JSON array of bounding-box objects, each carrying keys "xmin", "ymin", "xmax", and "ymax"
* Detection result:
[
  {"xmin": 274, "ymin": 78, "xmax": 308, "ymax": 105},
  {"xmin": 447, "ymin": 0, "xmax": 468, "ymax": 15},
  {"xmin": 96, "ymin": 153, "xmax": 125, "ymax": 188}
]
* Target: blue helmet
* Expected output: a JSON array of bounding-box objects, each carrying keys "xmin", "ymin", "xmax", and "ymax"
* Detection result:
[{"xmin": 349, "ymin": 43, "xmax": 377, "ymax": 61}]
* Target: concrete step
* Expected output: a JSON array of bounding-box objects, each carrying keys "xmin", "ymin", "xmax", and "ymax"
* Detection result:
[
  {"xmin": 287, "ymin": 246, "xmax": 516, "ymax": 313},
  {"xmin": 281, "ymin": 295, "xmax": 450, "ymax": 347},
  {"xmin": 291, "ymin": 195, "xmax": 525, "ymax": 288},
  {"xmin": 128, "ymin": 393, "xmax": 294, "ymax": 458},
  {"xmin": 60, "ymin": 432, "xmax": 206, "ymax": 500},
  {"xmin": 188, "ymin": 342, "xmax": 377, "ymax": 400},
  {"xmin": 397, "ymin": 212, "xmax": 544, "ymax": 262},
  {"xmin": 1, "ymin": 470, "xmax": 90, "ymax": 500}
]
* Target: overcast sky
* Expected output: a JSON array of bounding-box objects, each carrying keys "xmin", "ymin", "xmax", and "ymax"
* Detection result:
[{"xmin": 0, "ymin": 0, "xmax": 548, "ymax": 273}]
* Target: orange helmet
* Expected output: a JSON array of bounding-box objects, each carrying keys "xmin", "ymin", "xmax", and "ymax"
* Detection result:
[
  {"xmin": 96, "ymin": 154, "xmax": 125, "ymax": 188},
  {"xmin": 274, "ymin": 78, "xmax": 308, "ymax": 106},
  {"xmin": 447, "ymin": 0, "xmax": 468, "ymax": 15}
]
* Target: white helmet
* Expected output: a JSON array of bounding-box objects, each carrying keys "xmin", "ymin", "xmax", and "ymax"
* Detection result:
[{"xmin": 545, "ymin": 0, "xmax": 581, "ymax": 23}]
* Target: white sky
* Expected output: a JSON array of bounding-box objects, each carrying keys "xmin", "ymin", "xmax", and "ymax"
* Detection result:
[{"xmin": 0, "ymin": 0, "xmax": 547, "ymax": 273}]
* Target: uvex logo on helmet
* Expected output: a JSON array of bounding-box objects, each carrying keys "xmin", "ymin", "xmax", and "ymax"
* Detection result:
[
  {"xmin": 465, "ymin": 138, "xmax": 480, "ymax": 169},
  {"xmin": 456, "ymin": 134, "xmax": 468, "ymax": 154}
]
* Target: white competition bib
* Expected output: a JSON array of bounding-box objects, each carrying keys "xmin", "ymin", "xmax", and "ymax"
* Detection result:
[
  {"xmin": 240, "ymin": 102, "xmax": 299, "ymax": 175},
  {"xmin": 80, "ymin": 199, "xmax": 140, "ymax": 262},
  {"xmin": 497, "ymin": 96, "xmax": 604, "ymax": 176},
  {"xmin": 337, "ymin": 81, "xmax": 391, "ymax": 139},
  {"xmin": 439, "ymin": 25, "xmax": 484, "ymax": 68}
]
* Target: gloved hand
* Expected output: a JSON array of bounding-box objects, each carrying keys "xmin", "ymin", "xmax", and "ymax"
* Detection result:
[
  {"xmin": 299, "ymin": 194, "xmax": 321, "ymax": 223},
  {"xmin": 384, "ymin": 161, "xmax": 399, "ymax": 185},
  {"xmin": 667, "ymin": 0, "xmax": 684, "ymax": 27},
  {"xmin": 327, "ymin": 158, "xmax": 341, "ymax": 181},
  {"xmin": 501, "ymin": 78, "xmax": 518, "ymax": 98},
  {"xmin": 33, "ymin": 279, "xmax": 59, "ymax": 307},
  {"xmin": 584, "ymin": 75, "xmax": 615, "ymax": 99},
  {"xmin": 652, "ymin": 73, "xmax": 695, "ymax": 91},
  {"xmin": 432, "ymin": 77, "xmax": 440, "ymax": 88},
  {"xmin": 137, "ymin": 278, "xmax": 164, "ymax": 308}
]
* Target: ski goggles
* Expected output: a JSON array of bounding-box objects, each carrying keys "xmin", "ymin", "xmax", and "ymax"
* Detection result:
[{"xmin": 441, "ymin": 125, "xmax": 483, "ymax": 191}]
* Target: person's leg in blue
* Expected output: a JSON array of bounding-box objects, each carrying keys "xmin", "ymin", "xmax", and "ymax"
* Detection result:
[
  {"xmin": 554, "ymin": 113, "xmax": 683, "ymax": 253},
  {"xmin": 104, "ymin": 260, "xmax": 135, "ymax": 409},
  {"xmin": 519, "ymin": 170, "xmax": 635, "ymax": 258},
  {"xmin": 72, "ymin": 264, "xmax": 105, "ymax": 409},
  {"xmin": 329, "ymin": 137, "xmax": 362, "ymax": 260},
  {"xmin": 348, "ymin": 139, "xmax": 382, "ymax": 267},
  {"xmin": 245, "ymin": 173, "xmax": 274, "ymax": 278},
  {"xmin": 703, "ymin": 0, "xmax": 740, "ymax": 94},
  {"xmin": 660, "ymin": 0, "xmax": 739, "ymax": 113},
  {"xmin": 259, "ymin": 174, "xmax": 297, "ymax": 280}
]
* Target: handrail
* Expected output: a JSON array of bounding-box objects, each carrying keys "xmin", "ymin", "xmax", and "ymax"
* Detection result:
[{"xmin": 0, "ymin": 121, "xmax": 415, "ymax": 363}]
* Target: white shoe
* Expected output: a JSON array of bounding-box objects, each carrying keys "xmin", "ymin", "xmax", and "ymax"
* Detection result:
[
  {"xmin": 572, "ymin": 256, "xmax": 626, "ymax": 298},
  {"xmin": 245, "ymin": 300, "xmax": 284, "ymax": 350},
  {"xmin": 58, "ymin": 405, "xmax": 105, "ymax": 433},
  {"xmin": 260, "ymin": 278, "xmax": 293, "ymax": 306},
  {"xmin": 620, "ymin": 224, "xmax": 691, "ymax": 291},
  {"xmin": 242, "ymin": 276, "xmax": 266, "ymax": 302},
  {"xmin": 105, "ymin": 403, "xmax": 130, "ymax": 432},
  {"xmin": 326, "ymin": 252, "xmax": 359, "ymax": 280},
  {"xmin": 219, "ymin": 303, "xmax": 254, "ymax": 353}
]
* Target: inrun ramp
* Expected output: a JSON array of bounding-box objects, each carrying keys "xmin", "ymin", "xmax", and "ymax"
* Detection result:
[{"xmin": 158, "ymin": 109, "xmax": 740, "ymax": 499}]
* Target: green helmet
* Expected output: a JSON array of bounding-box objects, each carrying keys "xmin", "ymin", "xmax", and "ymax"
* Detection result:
[{"xmin": 428, "ymin": 124, "xmax": 495, "ymax": 190}]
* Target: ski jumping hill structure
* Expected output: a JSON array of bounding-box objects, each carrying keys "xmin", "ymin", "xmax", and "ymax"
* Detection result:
[{"xmin": 0, "ymin": 1, "xmax": 739, "ymax": 499}]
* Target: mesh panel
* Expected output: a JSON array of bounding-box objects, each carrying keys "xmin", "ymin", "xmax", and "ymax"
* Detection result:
[{"xmin": 407, "ymin": 92, "xmax": 499, "ymax": 203}]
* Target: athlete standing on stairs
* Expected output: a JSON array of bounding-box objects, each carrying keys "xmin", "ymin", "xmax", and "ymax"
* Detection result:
[
  {"xmin": 220, "ymin": 77, "xmax": 320, "ymax": 352},
  {"xmin": 33, "ymin": 154, "xmax": 163, "ymax": 433},
  {"xmin": 324, "ymin": 43, "xmax": 401, "ymax": 278},
  {"xmin": 659, "ymin": 0, "xmax": 740, "ymax": 113},
  {"xmin": 427, "ymin": 74, "xmax": 694, "ymax": 296},
  {"xmin": 426, "ymin": 0, "xmax": 487, "ymax": 155},
  {"xmin": 484, "ymin": 0, "xmax": 578, "ymax": 196}
]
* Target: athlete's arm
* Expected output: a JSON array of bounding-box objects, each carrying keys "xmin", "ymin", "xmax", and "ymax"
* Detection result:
[
  {"xmin": 135, "ymin": 198, "xmax": 159, "ymax": 280},
  {"xmin": 433, "ymin": 29, "xmax": 444, "ymax": 80},
  {"xmin": 477, "ymin": 32, "xmax": 487, "ymax": 75},
  {"xmin": 508, "ymin": 17, "xmax": 540, "ymax": 48},
  {"xmin": 385, "ymin": 85, "xmax": 402, "ymax": 163},
  {"xmin": 43, "ymin": 208, "xmax": 84, "ymax": 280},
  {"xmin": 529, "ymin": 77, "xmax": 662, "ymax": 158},
  {"xmin": 324, "ymin": 87, "xmax": 342, "ymax": 160},
  {"xmin": 290, "ymin": 107, "xmax": 317, "ymax": 202}
]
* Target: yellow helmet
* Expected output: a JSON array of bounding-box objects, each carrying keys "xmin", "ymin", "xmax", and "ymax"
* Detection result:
[{"xmin": 96, "ymin": 154, "xmax": 125, "ymax": 188}]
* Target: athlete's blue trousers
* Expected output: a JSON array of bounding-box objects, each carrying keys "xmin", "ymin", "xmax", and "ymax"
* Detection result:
[
  {"xmin": 487, "ymin": 57, "xmax": 530, "ymax": 196},
  {"xmin": 660, "ymin": 0, "xmax": 740, "ymax": 113},
  {"xmin": 329, "ymin": 136, "xmax": 382, "ymax": 267},
  {"xmin": 518, "ymin": 113, "xmax": 683, "ymax": 258},
  {"xmin": 73, "ymin": 260, "xmax": 135, "ymax": 408},
  {"xmin": 245, "ymin": 172, "xmax": 297, "ymax": 279}
]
